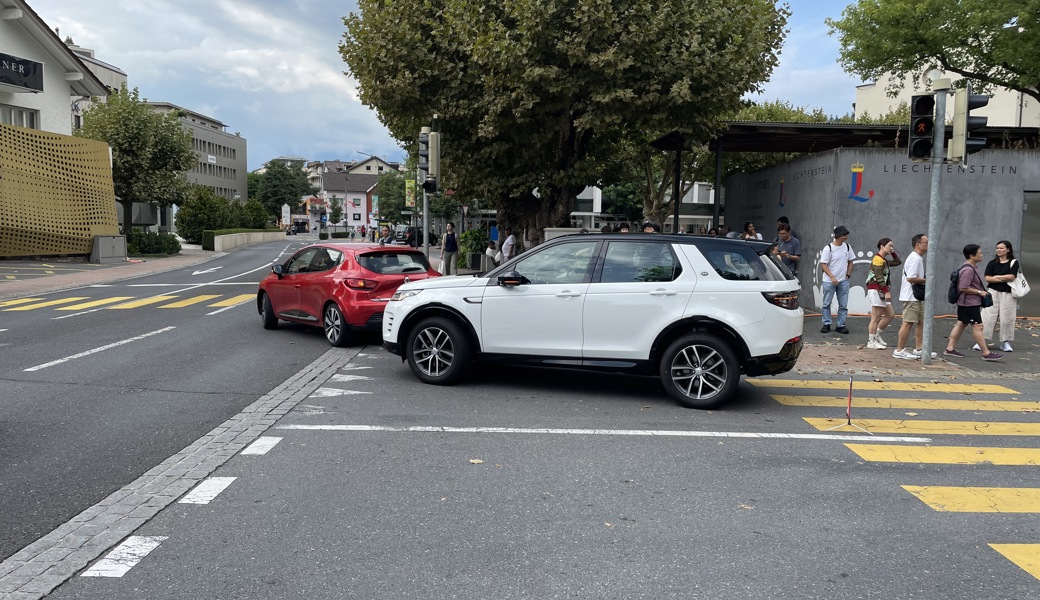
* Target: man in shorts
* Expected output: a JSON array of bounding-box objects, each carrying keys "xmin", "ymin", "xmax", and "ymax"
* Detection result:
[
  {"xmin": 892, "ymin": 234, "xmax": 934, "ymax": 360},
  {"xmin": 943, "ymin": 244, "xmax": 1003, "ymax": 361}
]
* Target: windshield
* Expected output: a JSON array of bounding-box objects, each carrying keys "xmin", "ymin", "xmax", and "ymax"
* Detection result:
[{"xmin": 357, "ymin": 251, "xmax": 431, "ymax": 274}]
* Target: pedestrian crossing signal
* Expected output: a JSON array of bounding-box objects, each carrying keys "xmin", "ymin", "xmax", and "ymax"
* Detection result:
[{"xmin": 908, "ymin": 94, "xmax": 935, "ymax": 161}]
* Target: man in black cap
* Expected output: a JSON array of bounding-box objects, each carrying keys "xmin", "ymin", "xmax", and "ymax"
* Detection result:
[{"xmin": 819, "ymin": 225, "xmax": 855, "ymax": 334}]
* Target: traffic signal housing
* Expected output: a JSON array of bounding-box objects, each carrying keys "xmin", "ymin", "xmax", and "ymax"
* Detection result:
[
  {"xmin": 417, "ymin": 127, "xmax": 431, "ymax": 177},
  {"xmin": 949, "ymin": 85, "xmax": 989, "ymax": 163},
  {"xmin": 908, "ymin": 94, "xmax": 935, "ymax": 161}
]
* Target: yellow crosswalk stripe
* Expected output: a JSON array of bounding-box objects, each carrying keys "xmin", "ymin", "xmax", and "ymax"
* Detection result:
[
  {"xmin": 989, "ymin": 544, "xmax": 1040, "ymax": 581},
  {"xmin": 845, "ymin": 444, "xmax": 1040, "ymax": 465},
  {"xmin": 207, "ymin": 293, "xmax": 254, "ymax": 307},
  {"xmin": 3, "ymin": 297, "xmax": 90, "ymax": 311},
  {"xmin": 56, "ymin": 297, "xmax": 136, "ymax": 310},
  {"xmin": 159, "ymin": 295, "xmax": 221, "ymax": 308},
  {"xmin": 774, "ymin": 395, "xmax": 1039, "ymax": 412},
  {"xmin": 748, "ymin": 379, "xmax": 1018, "ymax": 394},
  {"xmin": 902, "ymin": 486, "xmax": 1040, "ymax": 513},
  {"xmin": 806, "ymin": 417, "xmax": 1040, "ymax": 436},
  {"xmin": 108, "ymin": 296, "xmax": 179, "ymax": 309},
  {"xmin": 0, "ymin": 297, "xmax": 45, "ymax": 307}
]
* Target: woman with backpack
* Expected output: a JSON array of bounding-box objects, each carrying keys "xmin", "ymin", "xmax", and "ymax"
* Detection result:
[{"xmin": 943, "ymin": 244, "xmax": 1003, "ymax": 361}]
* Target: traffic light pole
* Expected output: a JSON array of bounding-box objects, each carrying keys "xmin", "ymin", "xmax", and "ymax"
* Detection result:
[{"xmin": 920, "ymin": 78, "xmax": 951, "ymax": 365}]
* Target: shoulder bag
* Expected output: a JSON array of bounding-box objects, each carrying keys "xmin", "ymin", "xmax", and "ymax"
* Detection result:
[{"xmin": 1009, "ymin": 259, "xmax": 1031, "ymax": 298}]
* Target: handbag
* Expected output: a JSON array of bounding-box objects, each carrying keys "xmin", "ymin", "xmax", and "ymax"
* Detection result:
[
  {"xmin": 981, "ymin": 293, "xmax": 994, "ymax": 308},
  {"xmin": 1010, "ymin": 259, "xmax": 1031, "ymax": 298},
  {"xmin": 912, "ymin": 283, "xmax": 925, "ymax": 301}
]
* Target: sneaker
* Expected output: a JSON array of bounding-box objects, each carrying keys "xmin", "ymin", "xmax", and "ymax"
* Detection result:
[
  {"xmin": 943, "ymin": 348, "xmax": 965, "ymax": 357},
  {"xmin": 912, "ymin": 349, "xmax": 937, "ymax": 359},
  {"xmin": 982, "ymin": 352, "xmax": 1004, "ymax": 361},
  {"xmin": 892, "ymin": 349, "xmax": 918, "ymax": 360},
  {"xmin": 874, "ymin": 332, "xmax": 888, "ymax": 348},
  {"xmin": 867, "ymin": 339, "xmax": 883, "ymax": 349},
  {"xmin": 971, "ymin": 343, "xmax": 981, "ymax": 351},
  {"xmin": 836, "ymin": 326, "xmax": 850, "ymax": 334},
  {"xmin": 820, "ymin": 325, "xmax": 830, "ymax": 333},
  {"xmin": 1000, "ymin": 341, "xmax": 1013, "ymax": 352}
]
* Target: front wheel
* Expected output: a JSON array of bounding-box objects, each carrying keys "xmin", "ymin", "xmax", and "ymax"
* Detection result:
[
  {"xmin": 323, "ymin": 303, "xmax": 349, "ymax": 347},
  {"xmin": 405, "ymin": 317, "xmax": 471, "ymax": 385},
  {"xmin": 660, "ymin": 333, "xmax": 739, "ymax": 409}
]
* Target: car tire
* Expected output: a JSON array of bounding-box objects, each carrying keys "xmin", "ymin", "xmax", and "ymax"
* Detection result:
[
  {"xmin": 323, "ymin": 303, "xmax": 349, "ymax": 347},
  {"xmin": 260, "ymin": 293, "xmax": 278, "ymax": 330},
  {"xmin": 660, "ymin": 333, "xmax": 739, "ymax": 409},
  {"xmin": 405, "ymin": 317, "xmax": 471, "ymax": 385}
]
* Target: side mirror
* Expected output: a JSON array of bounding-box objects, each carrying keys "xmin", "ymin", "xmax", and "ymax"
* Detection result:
[
  {"xmin": 272, "ymin": 264, "xmax": 284, "ymax": 279},
  {"xmin": 497, "ymin": 271, "xmax": 529, "ymax": 287}
]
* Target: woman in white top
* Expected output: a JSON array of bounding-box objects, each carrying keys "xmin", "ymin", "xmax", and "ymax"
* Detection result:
[{"xmin": 743, "ymin": 222, "xmax": 762, "ymax": 240}]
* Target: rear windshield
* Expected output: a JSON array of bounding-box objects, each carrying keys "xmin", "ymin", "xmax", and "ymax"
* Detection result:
[
  {"xmin": 703, "ymin": 246, "xmax": 792, "ymax": 281},
  {"xmin": 357, "ymin": 251, "xmax": 431, "ymax": 275}
]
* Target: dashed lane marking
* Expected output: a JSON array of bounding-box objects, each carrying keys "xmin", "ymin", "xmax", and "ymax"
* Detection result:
[
  {"xmin": 902, "ymin": 486, "xmax": 1040, "ymax": 513},
  {"xmin": 23, "ymin": 326, "xmax": 177, "ymax": 371},
  {"xmin": 178, "ymin": 477, "xmax": 237, "ymax": 504},
  {"xmin": 774, "ymin": 395, "xmax": 1039, "ymax": 412},
  {"xmin": 240, "ymin": 436, "xmax": 282, "ymax": 455},
  {"xmin": 845, "ymin": 444, "xmax": 1040, "ymax": 465},
  {"xmin": 748, "ymin": 379, "xmax": 1019, "ymax": 395},
  {"xmin": 80, "ymin": 536, "xmax": 167, "ymax": 578},
  {"xmin": 805, "ymin": 418, "xmax": 1040, "ymax": 436},
  {"xmin": 989, "ymin": 545, "xmax": 1040, "ymax": 581}
]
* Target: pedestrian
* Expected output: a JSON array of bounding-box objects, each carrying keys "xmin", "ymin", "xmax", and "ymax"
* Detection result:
[
  {"xmin": 774, "ymin": 216, "xmax": 799, "ymax": 243},
  {"xmin": 618, "ymin": 222, "xmax": 631, "ymax": 233},
  {"xmin": 440, "ymin": 222, "xmax": 459, "ymax": 275},
  {"xmin": 773, "ymin": 223, "xmax": 801, "ymax": 276},
  {"xmin": 378, "ymin": 225, "xmax": 393, "ymax": 245},
  {"xmin": 359, "ymin": 225, "xmax": 366, "ymax": 239},
  {"xmin": 486, "ymin": 241, "xmax": 499, "ymax": 266},
  {"xmin": 893, "ymin": 234, "xmax": 933, "ymax": 360},
  {"xmin": 743, "ymin": 221, "xmax": 762, "ymax": 240},
  {"xmin": 974, "ymin": 240, "xmax": 1020, "ymax": 353},
  {"xmin": 707, "ymin": 227, "xmax": 718, "ymax": 236},
  {"xmin": 943, "ymin": 244, "xmax": 1003, "ymax": 361},
  {"xmin": 641, "ymin": 221, "xmax": 660, "ymax": 233},
  {"xmin": 349, "ymin": 228, "xmax": 356, "ymax": 242},
  {"xmin": 501, "ymin": 226, "xmax": 517, "ymax": 261},
  {"xmin": 819, "ymin": 225, "xmax": 854, "ymax": 334},
  {"xmin": 865, "ymin": 238, "xmax": 901, "ymax": 349}
]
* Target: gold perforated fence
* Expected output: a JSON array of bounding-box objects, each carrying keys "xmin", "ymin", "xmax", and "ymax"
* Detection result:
[{"xmin": 0, "ymin": 124, "xmax": 119, "ymax": 257}]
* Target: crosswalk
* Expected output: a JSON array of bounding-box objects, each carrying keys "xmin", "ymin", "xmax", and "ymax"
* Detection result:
[
  {"xmin": 749, "ymin": 378, "xmax": 1040, "ymax": 582},
  {"xmin": 0, "ymin": 293, "xmax": 255, "ymax": 313}
]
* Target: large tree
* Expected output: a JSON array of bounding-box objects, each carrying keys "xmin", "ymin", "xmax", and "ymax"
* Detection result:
[
  {"xmin": 342, "ymin": 0, "xmax": 789, "ymax": 244},
  {"xmin": 75, "ymin": 86, "xmax": 196, "ymax": 234},
  {"xmin": 257, "ymin": 160, "xmax": 316, "ymax": 220},
  {"xmin": 826, "ymin": 0, "xmax": 1040, "ymax": 102}
]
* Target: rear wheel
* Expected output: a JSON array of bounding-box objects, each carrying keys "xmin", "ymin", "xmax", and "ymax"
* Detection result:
[
  {"xmin": 324, "ymin": 303, "xmax": 349, "ymax": 347},
  {"xmin": 659, "ymin": 333, "xmax": 739, "ymax": 409},
  {"xmin": 406, "ymin": 317, "xmax": 471, "ymax": 385},
  {"xmin": 260, "ymin": 293, "xmax": 278, "ymax": 330}
]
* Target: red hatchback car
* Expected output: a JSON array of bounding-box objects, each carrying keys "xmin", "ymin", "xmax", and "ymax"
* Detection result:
[{"xmin": 257, "ymin": 243, "xmax": 440, "ymax": 346}]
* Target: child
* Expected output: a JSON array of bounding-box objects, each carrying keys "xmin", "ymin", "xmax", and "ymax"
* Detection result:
[{"xmin": 486, "ymin": 241, "xmax": 499, "ymax": 266}]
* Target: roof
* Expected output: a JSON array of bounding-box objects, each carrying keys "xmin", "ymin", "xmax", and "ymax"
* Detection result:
[{"xmin": 322, "ymin": 172, "xmax": 381, "ymax": 194}]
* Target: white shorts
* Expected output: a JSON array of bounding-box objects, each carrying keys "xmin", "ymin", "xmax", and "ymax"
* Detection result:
[{"xmin": 867, "ymin": 289, "xmax": 889, "ymax": 308}]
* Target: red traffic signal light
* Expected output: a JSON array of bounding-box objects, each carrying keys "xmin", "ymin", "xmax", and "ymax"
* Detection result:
[{"xmin": 908, "ymin": 94, "xmax": 935, "ymax": 161}]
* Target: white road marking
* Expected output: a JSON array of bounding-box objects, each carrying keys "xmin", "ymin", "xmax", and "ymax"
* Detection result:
[
  {"xmin": 308, "ymin": 388, "xmax": 373, "ymax": 398},
  {"xmin": 178, "ymin": 477, "xmax": 237, "ymax": 504},
  {"xmin": 81, "ymin": 536, "xmax": 167, "ymax": 577},
  {"xmin": 276, "ymin": 424, "xmax": 932, "ymax": 443},
  {"xmin": 329, "ymin": 374, "xmax": 372, "ymax": 382},
  {"xmin": 126, "ymin": 282, "xmax": 255, "ymax": 287},
  {"xmin": 0, "ymin": 329, "xmax": 7, "ymax": 333},
  {"xmin": 192, "ymin": 266, "xmax": 224, "ymax": 275},
  {"xmin": 206, "ymin": 301, "xmax": 252, "ymax": 316},
  {"xmin": 339, "ymin": 364, "xmax": 372, "ymax": 371},
  {"xmin": 23, "ymin": 326, "xmax": 177, "ymax": 371},
  {"xmin": 241, "ymin": 437, "xmax": 283, "ymax": 455}
]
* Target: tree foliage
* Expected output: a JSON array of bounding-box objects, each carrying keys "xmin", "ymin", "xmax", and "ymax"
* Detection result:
[
  {"xmin": 175, "ymin": 186, "xmax": 234, "ymax": 244},
  {"xmin": 257, "ymin": 160, "xmax": 316, "ymax": 219},
  {"xmin": 375, "ymin": 170, "xmax": 407, "ymax": 224},
  {"xmin": 75, "ymin": 85, "xmax": 196, "ymax": 234},
  {"xmin": 342, "ymin": 0, "xmax": 789, "ymax": 244},
  {"xmin": 826, "ymin": 0, "xmax": 1040, "ymax": 102}
]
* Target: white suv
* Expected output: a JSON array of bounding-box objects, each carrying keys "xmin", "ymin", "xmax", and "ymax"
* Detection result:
[{"xmin": 382, "ymin": 233, "xmax": 803, "ymax": 408}]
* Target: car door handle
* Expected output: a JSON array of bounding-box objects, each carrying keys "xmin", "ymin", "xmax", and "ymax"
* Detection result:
[
  {"xmin": 649, "ymin": 289, "xmax": 677, "ymax": 296},
  {"xmin": 555, "ymin": 291, "xmax": 583, "ymax": 298},
  {"xmin": 294, "ymin": 285, "xmax": 302, "ymax": 289}
]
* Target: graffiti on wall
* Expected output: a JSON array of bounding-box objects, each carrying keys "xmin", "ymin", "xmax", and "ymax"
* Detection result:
[{"xmin": 848, "ymin": 162, "xmax": 874, "ymax": 203}]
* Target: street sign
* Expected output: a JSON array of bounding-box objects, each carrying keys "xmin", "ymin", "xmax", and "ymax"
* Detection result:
[{"xmin": 281, "ymin": 204, "xmax": 291, "ymax": 225}]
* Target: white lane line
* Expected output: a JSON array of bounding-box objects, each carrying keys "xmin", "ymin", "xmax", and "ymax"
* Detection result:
[
  {"xmin": 276, "ymin": 424, "xmax": 932, "ymax": 443},
  {"xmin": 81, "ymin": 536, "xmax": 167, "ymax": 577},
  {"xmin": 339, "ymin": 365, "xmax": 372, "ymax": 371},
  {"xmin": 23, "ymin": 326, "xmax": 176, "ymax": 371},
  {"xmin": 0, "ymin": 329, "xmax": 7, "ymax": 333},
  {"xmin": 178, "ymin": 477, "xmax": 237, "ymax": 504},
  {"xmin": 308, "ymin": 388, "xmax": 372, "ymax": 398},
  {"xmin": 241, "ymin": 437, "xmax": 282, "ymax": 455},
  {"xmin": 329, "ymin": 374, "xmax": 372, "ymax": 382},
  {"xmin": 206, "ymin": 300, "xmax": 253, "ymax": 316}
]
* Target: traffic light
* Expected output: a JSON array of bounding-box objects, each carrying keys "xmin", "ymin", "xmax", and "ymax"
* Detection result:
[
  {"xmin": 417, "ymin": 126, "xmax": 431, "ymax": 177},
  {"xmin": 908, "ymin": 94, "xmax": 935, "ymax": 161},
  {"xmin": 428, "ymin": 131, "xmax": 440, "ymax": 178},
  {"xmin": 949, "ymin": 84, "xmax": 989, "ymax": 163}
]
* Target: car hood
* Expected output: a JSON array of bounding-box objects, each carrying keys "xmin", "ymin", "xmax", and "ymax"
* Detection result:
[{"xmin": 398, "ymin": 273, "xmax": 488, "ymax": 291}]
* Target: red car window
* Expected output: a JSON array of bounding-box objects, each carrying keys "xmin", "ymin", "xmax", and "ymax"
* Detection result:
[{"xmin": 357, "ymin": 251, "xmax": 431, "ymax": 275}]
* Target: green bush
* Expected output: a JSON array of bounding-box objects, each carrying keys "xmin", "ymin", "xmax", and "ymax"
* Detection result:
[
  {"xmin": 331, "ymin": 231, "xmax": 350, "ymax": 239},
  {"xmin": 127, "ymin": 231, "xmax": 181, "ymax": 255},
  {"xmin": 175, "ymin": 186, "xmax": 234, "ymax": 244},
  {"xmin": 458, "ymin": 228, "xmax": 490, "ymax": 257},
  {"xmin": 319, "ymin": 232, "xmax": 329, "ymax": 240}
]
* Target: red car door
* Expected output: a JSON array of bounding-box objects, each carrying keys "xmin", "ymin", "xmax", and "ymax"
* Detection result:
[
  {"xmin": 270, "ymin": 248, "xmax": 320, "ymax": 320},
  {"xmin": 298, "ymin": 248, "xmax": 343, "ymax": 322}
]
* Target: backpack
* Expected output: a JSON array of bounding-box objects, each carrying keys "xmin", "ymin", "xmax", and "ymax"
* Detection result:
[{"xmin": 948, "ymin": 265, "xmax": 971, "ymax": 304}]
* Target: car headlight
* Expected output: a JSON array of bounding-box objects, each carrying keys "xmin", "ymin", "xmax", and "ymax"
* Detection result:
[{"xmin": 390, "ymin": 289, "xmax": 424, "ymax": 302}]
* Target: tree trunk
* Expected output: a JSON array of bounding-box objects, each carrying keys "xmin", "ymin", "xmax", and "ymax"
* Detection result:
[{"xmin": 120, "ymin": 198, "xmax": 134, "ymax": 235}]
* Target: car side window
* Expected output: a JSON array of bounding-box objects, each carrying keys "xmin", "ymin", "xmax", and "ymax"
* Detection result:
[
  {"xmin": 601, "ymin": 242, "xmax": 682, "ymax": 283},
  {"xmin": 286, "ymin": 248, "xmax": 320, "ymax": 274},
  {"xmin": 310, "ymin": 248, "xmax": 341, "ymax": 273},
  {"xmin": 512, "ymin": 241, "xmax": 598, "ymax": 285},
  {"xmin": 706, "ymin": 249, "xmax": 761, "ymax": 281}
]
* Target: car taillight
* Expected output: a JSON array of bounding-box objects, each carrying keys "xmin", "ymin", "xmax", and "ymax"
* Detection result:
[
  {"xmin": 762, "ymin": 291, "xmax": 799, "ymax": 310},
  {"xmin": 345, "ymin": 278, "xmax": 378, "ymax": 290}
]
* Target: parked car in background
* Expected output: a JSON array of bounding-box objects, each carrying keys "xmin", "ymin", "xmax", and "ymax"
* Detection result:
[
  {"xmin": 258, "ymin": 243, "xmax": 440, "ymax": 346},
  {"xmin": 382, "ymin": 234, "xmax": 803, "ymax": 408}
]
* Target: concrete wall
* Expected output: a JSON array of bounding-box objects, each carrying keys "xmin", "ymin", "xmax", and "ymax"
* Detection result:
[
  {"xmin": 213, "ymin": 231, "xmax": 286, "ymax": 252},
  {"xmin": 725, "ymin": 148, "xmax": 1039, "ymax": 316}
]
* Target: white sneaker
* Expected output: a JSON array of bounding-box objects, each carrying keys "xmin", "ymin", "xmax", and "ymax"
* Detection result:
[
  {"xmin": 874, "ymin": 332, "xmax": 888, "ymax": 348},
  {"xmin": 912, "ymin": 349, "xmax": 937, "ymax": 359},
  {"xmin": 867, "ymin": 339, "xmax": 883, "ymax": 349},
  {"xmin": 1000, "ymin": 341, "xmax": 1013, "ymax": 352},
  {"xmin": 892, "ymin": 349, "xmax": 918, "ymax": 360},
  {"xmin": 971, "ymin": 343, "xmax": 981, "ymax": 351}
]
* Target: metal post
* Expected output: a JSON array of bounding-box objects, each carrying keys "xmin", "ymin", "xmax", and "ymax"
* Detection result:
[
  {"xmin": 712, "ymin": 145, "xmax": 723, "ymax": 231},
  {"xmin": 921, "ymin": 78, "xmax": 951, "ymax": 365},
  {"xmin": 672, "ymin": 149, "xmax": 682, "ymax": 233}
]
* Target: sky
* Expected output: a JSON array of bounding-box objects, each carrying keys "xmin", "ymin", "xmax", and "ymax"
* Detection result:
[{"xmin": 34, "ymin": 0, "xmax": 863, "ymax": 172}]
